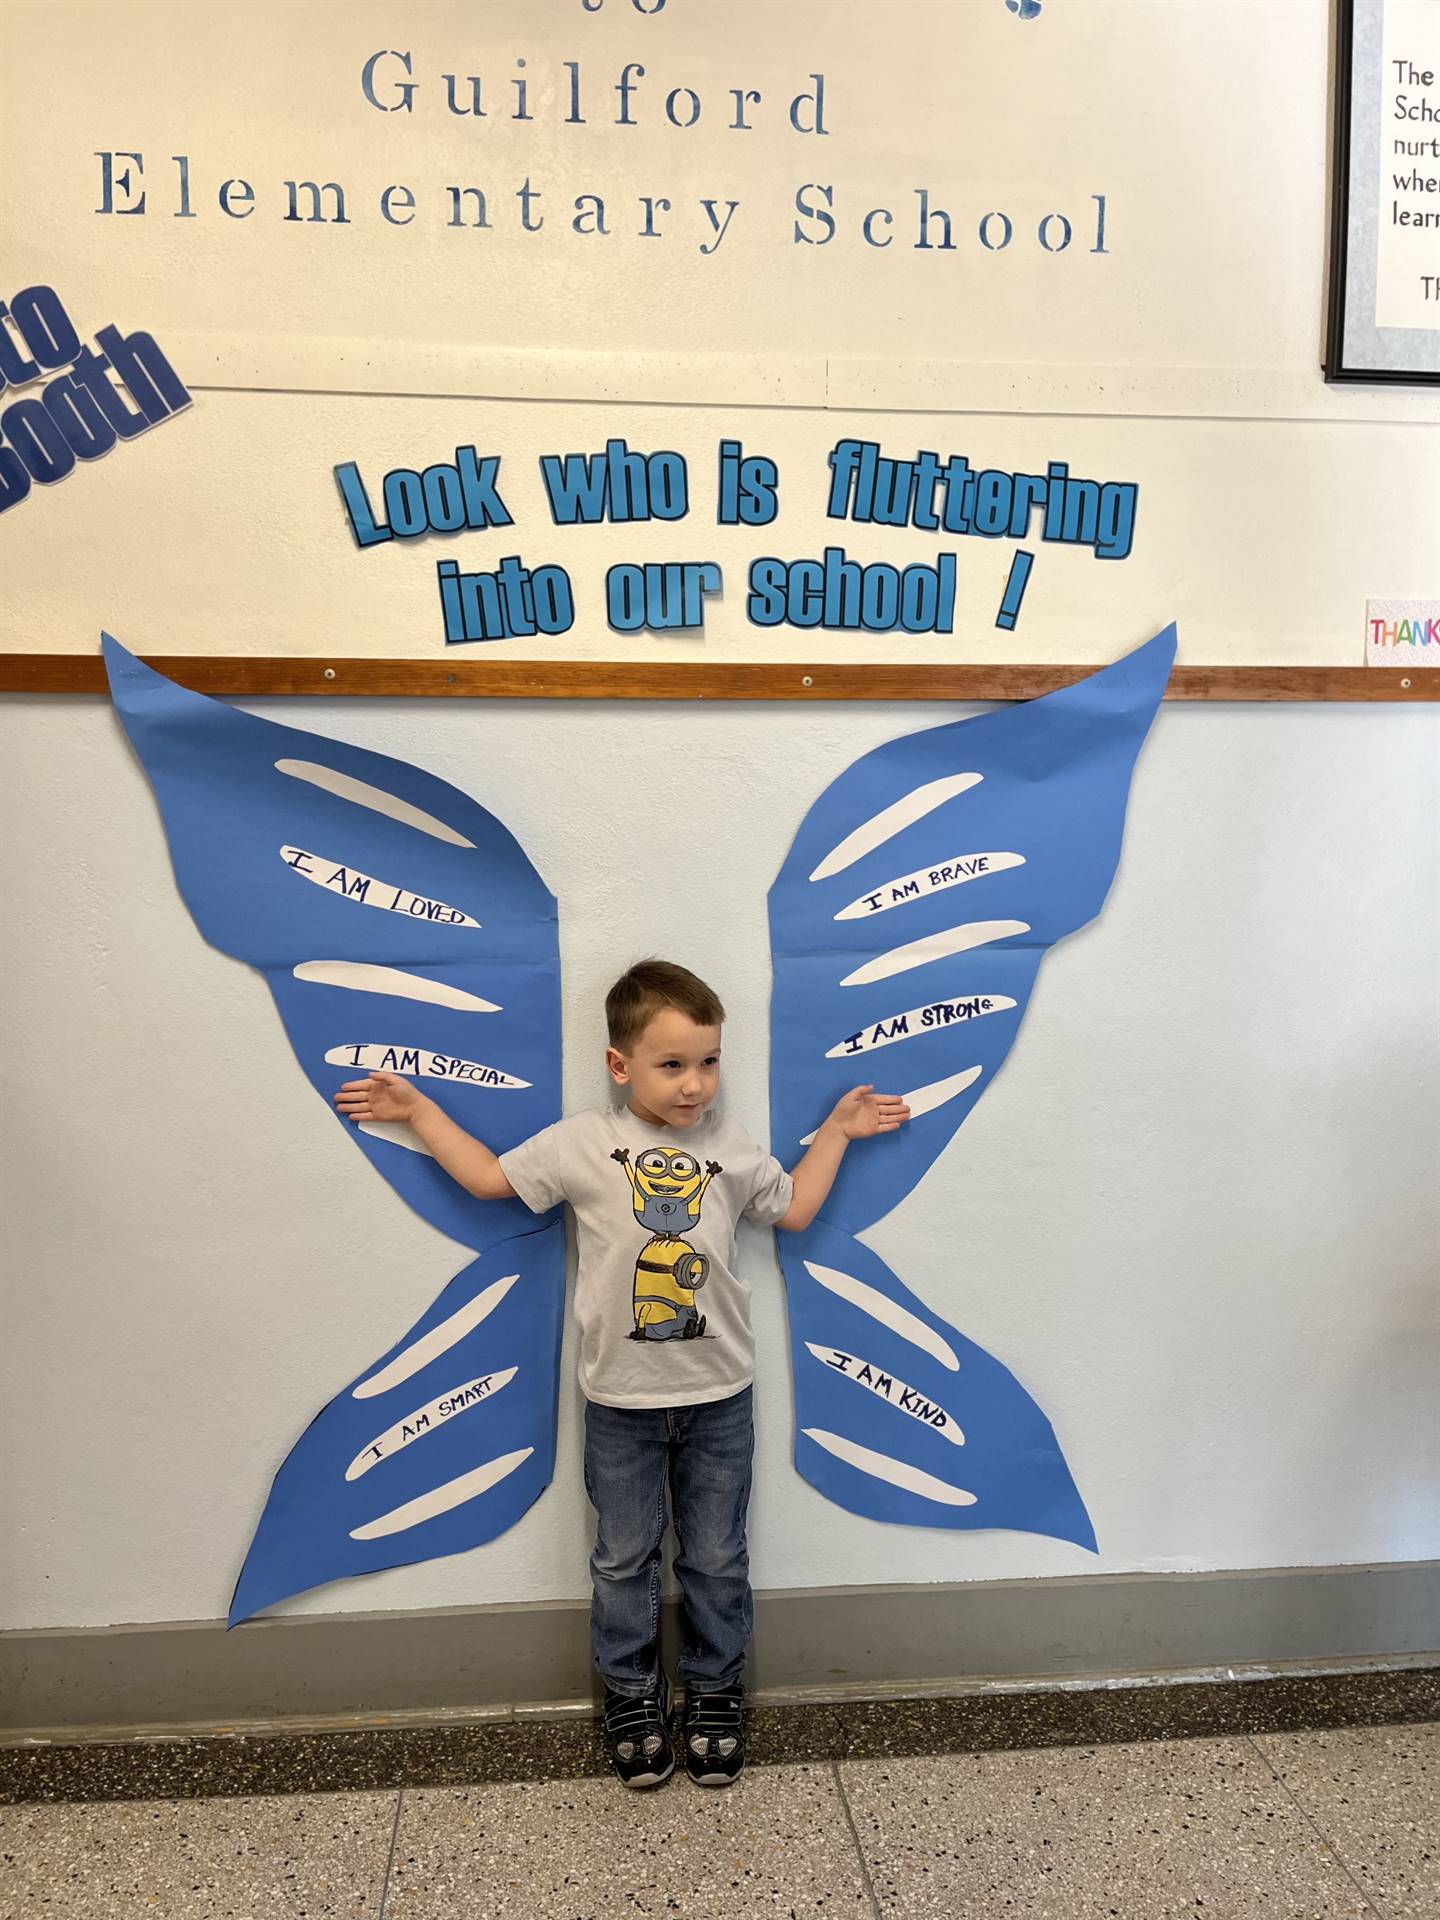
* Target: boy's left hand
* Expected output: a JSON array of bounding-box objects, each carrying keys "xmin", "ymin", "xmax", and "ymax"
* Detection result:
[{"xmin": 828, "ymin": 1085, "xmax": 910, "ymax": 1139}]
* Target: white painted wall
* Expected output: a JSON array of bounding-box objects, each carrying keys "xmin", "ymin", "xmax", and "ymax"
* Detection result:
[
  {"xmin": 3, "ymin": 0, "xmax": 1436, "ymax": 1643},
  {"xmin": 3, "ymin": 693, "xmax": 1437, "ymax": 1632}
]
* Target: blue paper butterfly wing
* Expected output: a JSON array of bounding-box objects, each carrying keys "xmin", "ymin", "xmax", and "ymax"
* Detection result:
[
  {"xmin": 781, "ymin": 1225, "xmax": 1095, "ymax": 1547},
  {"xmin": 769, "ymin": 628, "xmax": 1175, "ymax": 1545},
  {"xmin": 103, "ymin": 637, "xmax": 565, "ymax": 1620},
  {"xmin": 227, "ymin": 1225, "xmax": 565, "ymax": 1625}
]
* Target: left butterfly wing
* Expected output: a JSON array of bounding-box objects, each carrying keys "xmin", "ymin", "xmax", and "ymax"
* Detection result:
[
  {"xmin": 105, "ymin": 635, "xmax": 556, "ymax": 1251},
  {"xmin": 104, "ymin": 637, "xmax": 565, "ymax": 1620},
  {"xmin": 228, "ymin": 1224, "xmax": 565, "ymax": 1625}
]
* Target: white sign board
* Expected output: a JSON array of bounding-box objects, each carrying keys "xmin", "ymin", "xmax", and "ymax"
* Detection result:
[{"xmin": 1, "ymin": 0, "xmax": 1436, "ymax": 666}]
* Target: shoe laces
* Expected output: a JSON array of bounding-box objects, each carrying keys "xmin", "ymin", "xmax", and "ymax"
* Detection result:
[
  {"xmin": 685, "ymin": 1688, "xmax": 743, "ymax": 1760},
  {"xmin": 605, "ymin": 1691, "xmax": 668, "ymax": 1762}
]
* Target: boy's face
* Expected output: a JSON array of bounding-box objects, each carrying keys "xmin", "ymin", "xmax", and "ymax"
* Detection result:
[{"xmin": 607, "ymin": 1008, "xmax": 722, "ymax": 1130}]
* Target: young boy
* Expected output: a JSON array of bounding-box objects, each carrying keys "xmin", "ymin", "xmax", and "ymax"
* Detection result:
[{"xmin": 334, "ymin": 960, "xmax": 907, "ymax": 1790}]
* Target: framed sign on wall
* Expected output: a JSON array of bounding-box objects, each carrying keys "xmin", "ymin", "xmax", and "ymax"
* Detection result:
[{"xmin": 1327, "ymin": 0, "xmax": 1440, "ymax": 384}]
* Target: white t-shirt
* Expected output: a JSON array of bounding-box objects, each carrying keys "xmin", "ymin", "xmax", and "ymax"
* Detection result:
[{"xmin": 499, "ymin": 1104, "xmax": 794, "ymax": 1408}]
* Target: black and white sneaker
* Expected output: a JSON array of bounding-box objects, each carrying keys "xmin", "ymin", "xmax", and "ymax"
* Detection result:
[
  {"xmin": 601, "ymin": 1676, "xmax": 674, "ymax": 1789},
  {"xmin": 681, "ymin": 1685, "xmax": 745, "ymax": 1786}
]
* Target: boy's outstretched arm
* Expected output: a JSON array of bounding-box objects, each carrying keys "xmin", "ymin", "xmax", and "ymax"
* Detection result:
[
  {"xmin": 777, "ymin": 1085, "xmax": 909, "ymax": 1232},
  {"xmin": 334, "ymin": 1072, "xmax": 516, "ymax": 1200}
]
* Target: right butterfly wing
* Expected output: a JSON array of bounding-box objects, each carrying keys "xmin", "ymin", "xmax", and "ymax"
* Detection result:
[
  {"xmin": 780, "ymin": 1221, "xmax": 1096, "ymax": 1550},
  {"xmin": 769, "ymin": 627, "xmax": 1175, "ymax": 1233},
  {"xmin": 767, "ymin": 629, "xmax": 1175, "ymax": 1547}
]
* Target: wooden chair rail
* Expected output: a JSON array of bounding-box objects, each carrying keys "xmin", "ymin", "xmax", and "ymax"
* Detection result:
[{"xmin": 2, "ymin": 656, "xmax": 1435, "ymax": 702}]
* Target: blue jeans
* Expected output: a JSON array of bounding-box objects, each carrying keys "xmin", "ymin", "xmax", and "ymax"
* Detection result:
[{"xmin": 583, "ymin": 1386, "xmax": 754, "ymax": 1698}]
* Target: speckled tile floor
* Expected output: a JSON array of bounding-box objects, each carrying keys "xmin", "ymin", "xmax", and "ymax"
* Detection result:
[
  {"xmin": 2, "ymin": 1716, "xmax": 1435, "ymax": 1919},
  {"xmin": 0, "ymin": 1791, "xmax": 394, "ymax": 1919}
]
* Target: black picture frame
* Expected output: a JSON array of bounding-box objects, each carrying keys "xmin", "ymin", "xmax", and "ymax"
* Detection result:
[{"xmin": 1325, "ymin": 0, "xmax": 1440, "ymax": 384}]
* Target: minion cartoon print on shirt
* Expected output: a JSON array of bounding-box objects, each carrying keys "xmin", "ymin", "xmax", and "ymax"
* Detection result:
[{"xmin": 610, "ymin": 1146, "xmax": 723, "ymax": 1341}]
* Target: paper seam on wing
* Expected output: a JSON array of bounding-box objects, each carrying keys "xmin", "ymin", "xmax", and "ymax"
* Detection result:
[
  {"xmin": 357, "ymin": 1120, "xmax": 434, "ymax": 1156},
  {"xmin": 840, "ymin": 920, "xmax": 1030, "ymax": 987},
  {"xmin": 275, "ymin": 758, "xmax": 476, "ymax": 847},
  {"xmin": 823, "ymin": 993, "xmax": 1015, "ymax": 1059},
  {"xmin": 325, "ymin": 1044, "xmax": 529, "ymax": 1089},
  {"xmin": 353, "ymin": 1273, "xmax": 521, "ymax": 1398},
  {"xmin": 803, "ymin": 1260, "xmax": 960, "ymax": 1371},
  {"xmin": 293, "ymin": 962, "xmax": 500, "ymax": 1012},
  {"xmin": 799, "ymin": 1064, "xmax": 980, "ymax": 1144},
  {"xmin": 803, "ymin": 1428, "xmax": 976, "ymax": 1505},
  {"xmin": 349, "ymin": 1448, "xmax": 534, "ymax": 1539},
  {"xmin": 808, "ymin": 773, "xmax": 983, "ymax": 882},
  {"xmin": 804, "ymin": 1343, "xmax": 964, "ymax": 1444},
  {"xmin": 280, "ymin": 847, "xmax": 479, "ymax": 928},
  {"xmin": 834, "ymin": 851, "xmax": 1025, "ymax": 920},
  {"xmin": 900, "ymin": 1065, "xmax": 984, "ymax": 1119},
  {"xmin": 346, "ymin": 1368, "xmax": 519, "ymax": 1480}
]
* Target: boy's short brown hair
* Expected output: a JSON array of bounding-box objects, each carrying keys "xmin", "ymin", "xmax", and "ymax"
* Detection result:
[{"xmin": 606, "ymin": 960, "xmax": 725, "ymax": 1051}]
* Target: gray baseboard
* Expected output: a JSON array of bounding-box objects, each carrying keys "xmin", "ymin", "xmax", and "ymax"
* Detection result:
[{"xmin": 4, "ymin": 1561, "xmax": 1436, "ymax": 1738}]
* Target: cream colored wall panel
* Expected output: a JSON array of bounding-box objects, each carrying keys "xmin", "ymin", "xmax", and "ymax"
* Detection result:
[
  {"xmin": 3, "ymin": 1, "xmax": 1434, "ymax": 667},
  {"xmin": 3, "ymin": 391, "xmax": 1434, "ymax": 664},
  {"xmin": 170, "ymin": 334, "xmax": 828, "ymax": 409},
  {"xmin": 167, "ymin": 334, "xmax": 1439, "ymax": 425},
  {"xmin": 827, "ymin": 359, "xmax": 1440, "ymax": 428},
  {"xmin": 0, "ymin": 0, "xmax": 1388, "ymax": 395}
]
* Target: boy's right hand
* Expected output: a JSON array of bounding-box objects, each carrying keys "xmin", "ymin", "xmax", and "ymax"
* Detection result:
[{"xmin": 334, "ymin": 1072, "xmax": 424, "ymax": 1125}]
